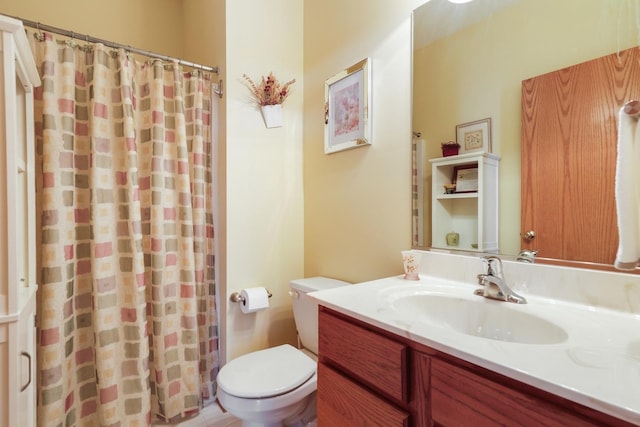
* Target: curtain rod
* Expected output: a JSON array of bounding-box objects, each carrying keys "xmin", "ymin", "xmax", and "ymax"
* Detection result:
[{"xmin": 13, "ymin": 15, "xmax": 220, "ymax": 75}]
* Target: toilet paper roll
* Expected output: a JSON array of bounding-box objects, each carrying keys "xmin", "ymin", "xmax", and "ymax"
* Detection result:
[{"xmin": 240, "ymin": 287, "xmax": 270, "ymax": 314}]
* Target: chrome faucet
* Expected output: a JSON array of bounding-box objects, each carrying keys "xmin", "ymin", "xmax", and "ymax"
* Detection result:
[
  {"xmin": 475, "ymin": 256, "xmax": 527, "ymax": 304},
  {"xmin": 516, "ymin": 249, "xmax": 538, "ymax": 263}
]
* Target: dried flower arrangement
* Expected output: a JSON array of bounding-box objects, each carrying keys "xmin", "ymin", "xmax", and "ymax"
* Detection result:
[{"xmin": 242, "ymin": 72, "xmax": 296, "ymax": 106}]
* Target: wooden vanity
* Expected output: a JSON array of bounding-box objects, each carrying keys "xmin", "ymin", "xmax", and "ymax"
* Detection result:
[{"xmin": 317, "ymin": 306, "xmax": 635, "ymax": 427}]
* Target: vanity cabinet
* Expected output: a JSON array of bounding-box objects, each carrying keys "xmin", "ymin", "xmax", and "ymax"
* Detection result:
[
  {"xmin": 430, "ymin": 152, "xmax": 499, "ymax": 253},
  {"xmin": 317, "ymin": 307, "xmax": 635, "ymax": 427},
  {"xmin": 0, "ymin": 15, "xmax": 41, "ymax": 427}
]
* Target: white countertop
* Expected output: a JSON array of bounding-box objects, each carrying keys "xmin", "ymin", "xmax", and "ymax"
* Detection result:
[{"xmin": 310, "ymin": 274, "xmax": 640, "ymax": 425}]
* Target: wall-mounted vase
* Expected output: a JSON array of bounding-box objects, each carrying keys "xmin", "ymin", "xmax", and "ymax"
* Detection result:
[{"xmin": 261, "ymin": 104, "xmax": 283, "ymax": 128}]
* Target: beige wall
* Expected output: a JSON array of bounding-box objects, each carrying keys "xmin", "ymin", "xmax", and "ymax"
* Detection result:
[
  {"xmin": 303, "ymin": 0, "xmax": 424, "ymax": 284},
  {"xmin": 0, "ymin": 0, "xmax": 184, "ymax": 57},
  {"xmin": 221, "ymin": 0, "xmax": 304, "ymax": 362},
  {"xmin": 414, "ymin": 0, "xmax": 639, "ymax": 255},
  {"xmin": 174, "ymin": 0, "xmax": 307, "ymax": 363}
]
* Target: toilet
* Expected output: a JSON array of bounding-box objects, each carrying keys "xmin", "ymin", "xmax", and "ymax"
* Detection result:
[{"xmin": 216, "ymin": 277, "xmax": 349, "ymax": 427}]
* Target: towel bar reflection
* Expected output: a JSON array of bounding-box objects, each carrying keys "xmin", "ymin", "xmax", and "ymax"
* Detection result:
[{"xmin": 229, "ymin": 290, "xmax": 273, "ymax": 303}]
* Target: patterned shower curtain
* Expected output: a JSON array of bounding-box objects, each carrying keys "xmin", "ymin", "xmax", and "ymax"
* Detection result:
[{"xmin": 29, "ymin": 31, "xmax": 219, "ymax": 426}]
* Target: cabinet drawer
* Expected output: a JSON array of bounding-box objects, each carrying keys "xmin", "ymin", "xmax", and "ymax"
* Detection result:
[
  {"xmin": 319, "ymin": 309, "xmax": 408, "ymax": 402},
  {"xmin": 318, "ymin": 362, "xmax": 409, "ymax": 427},
  {"xmin": 431, "ymin": 358, "xmax": 602, "ymax": 426}
]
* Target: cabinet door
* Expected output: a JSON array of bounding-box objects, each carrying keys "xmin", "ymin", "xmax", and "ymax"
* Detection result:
[
  {"xmin": 318, "ymin": 363, "xmax": 409, "ymax": 427},
  {"xmin": 0, "ymin": 323, "xmax": 8, "ymax": 427},
  {"xmin": 431, "ymin": 358, "xmax": 603, "ymax": 427},
  {"xmin": 17, "ymin": 307, "xmax": 35, "ymax": 427}
]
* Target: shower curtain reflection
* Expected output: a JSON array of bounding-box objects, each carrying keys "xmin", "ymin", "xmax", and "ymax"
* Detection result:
[{"xmin": 29, "ymin": 31, "xmax": 219, "ymax": 426}]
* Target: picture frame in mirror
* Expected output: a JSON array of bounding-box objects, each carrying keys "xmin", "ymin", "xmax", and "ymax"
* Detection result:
[
  {"xmin": 456, "ymin": 117, "xmax": 492, "ymax": 154},
  {"xmin": 453, "ymin": 165, "xmax": 478, "ymax": 193}
]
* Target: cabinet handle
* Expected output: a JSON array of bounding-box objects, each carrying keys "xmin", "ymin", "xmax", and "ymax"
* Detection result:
[{"xmin": 20, "ymin": 351, "xmax": 32, "ymax": 392}]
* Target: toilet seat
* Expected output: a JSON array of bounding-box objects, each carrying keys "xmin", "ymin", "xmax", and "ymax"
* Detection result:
[{"xmin": 217, "ymin": 344, "xmax": 316, "ymax": 398}]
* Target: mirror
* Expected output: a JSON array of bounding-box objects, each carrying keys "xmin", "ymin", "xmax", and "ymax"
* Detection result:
[{"xmin": 412, "ymin": 0, "xmax": 640, "ymax": 267}]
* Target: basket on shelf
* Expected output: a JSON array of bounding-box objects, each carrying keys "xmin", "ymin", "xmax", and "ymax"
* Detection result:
[{"xmin": 441, "ymin": 141, "xmax": 460, "ymax": 157}]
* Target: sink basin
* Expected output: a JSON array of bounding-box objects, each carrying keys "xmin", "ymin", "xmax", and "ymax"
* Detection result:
[
  {"xmin": 389, "ymin": 293, "xmax": 568, "ymax": 345},
  {"xmin": 628, "ymin": 340, "xmax": 640, "ymax": 361}
]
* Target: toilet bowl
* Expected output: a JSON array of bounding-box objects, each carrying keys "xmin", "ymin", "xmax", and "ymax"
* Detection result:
[
  {"xmin": 217, "ymin": 344, "xmax": 317, "ymax": 427},
  {"xmin": 216, "ymin": 277, "xmax": 349, "ymax": 427}
]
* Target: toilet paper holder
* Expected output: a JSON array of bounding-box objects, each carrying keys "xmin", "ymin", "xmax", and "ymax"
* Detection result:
[{"xmin": 230, "ymin": 289, "xmax": 273, "ymax": 304}]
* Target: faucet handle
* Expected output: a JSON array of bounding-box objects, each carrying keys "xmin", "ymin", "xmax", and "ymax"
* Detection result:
[{"xmin": 480, "ymin": 256, "xmax": 491, "ymax": 275}]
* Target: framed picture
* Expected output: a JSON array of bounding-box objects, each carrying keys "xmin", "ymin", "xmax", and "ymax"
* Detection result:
[
  {"xmin": 453, "ymin": 165, "xmax": 478, "ymax": 193},
  {"xmin": 324, "ymin": 58, "xmax": 371, "ymax": 154},
  {"xmin": 456, "ymin": 118, "xmax": 492, "ymax": 154}
]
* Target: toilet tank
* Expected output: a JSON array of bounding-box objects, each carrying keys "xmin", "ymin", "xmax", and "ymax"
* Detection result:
[{"xmin": 290, "ymin": 276, "xmax": 349, "ymax": 355}]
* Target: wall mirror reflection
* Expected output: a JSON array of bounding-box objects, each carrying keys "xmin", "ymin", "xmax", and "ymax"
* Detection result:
[{"xmin": 412, "ymin": 0, "xmax": 640, "ymax": 271}]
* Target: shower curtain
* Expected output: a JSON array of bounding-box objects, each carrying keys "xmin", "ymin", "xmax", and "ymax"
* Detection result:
[{"xmin": 29, "ymin": 31, "xmax": 219, "ymax": 426}]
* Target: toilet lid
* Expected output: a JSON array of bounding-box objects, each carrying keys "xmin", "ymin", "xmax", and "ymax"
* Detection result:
[{"xmin": 218, "ymin": 344, "xmax": 316, "ymax": 398}]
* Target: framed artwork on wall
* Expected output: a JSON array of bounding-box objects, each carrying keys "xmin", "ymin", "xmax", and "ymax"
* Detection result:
[
  {"xmin": 456, "ymin": 118, "xmax": 492, "ymax": 154},
  {"xmin": 324, "ymin": 58, "xmax": 371, "ymax": 154}
]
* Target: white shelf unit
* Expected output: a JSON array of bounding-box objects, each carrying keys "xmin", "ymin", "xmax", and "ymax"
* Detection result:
[
  {"xmin": 0, "ymin": 14, "xmax": 41, "ymax": 427},
  {"xmin": 430, "ymin": 152, "xmax": 500, "ymax": 253}
]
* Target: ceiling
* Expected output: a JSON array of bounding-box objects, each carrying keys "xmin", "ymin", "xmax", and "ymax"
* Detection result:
[{"xmin": 413, "ymin": 0, "xmax": 521, "ymax": 49}]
